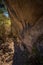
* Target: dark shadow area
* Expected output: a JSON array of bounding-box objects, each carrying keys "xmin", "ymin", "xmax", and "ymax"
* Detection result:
[
  {"xmin": 32, "ymin": 34, "xmax": 43, "ymax": 65},
  {"xmin": 12, "ymin": 34, "xmax": 43, "ymax": 65},
  {"xmin": 12, "ymin": 37, "xmax": 30, "ymax": 65}
]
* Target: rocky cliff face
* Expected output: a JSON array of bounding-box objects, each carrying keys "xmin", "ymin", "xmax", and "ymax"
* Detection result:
[
  {"xmin": 4, "ymin": 0, "xmax": 43, "ymax": 36},
  {"xmin": 0, "ymin": 0, "xmax": 43, "ymax": 65}
]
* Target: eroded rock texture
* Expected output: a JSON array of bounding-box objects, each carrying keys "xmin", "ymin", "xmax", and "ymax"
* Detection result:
[{"xmin": 1, "ymin": 0, "xmax": 43, "ymax": 65}]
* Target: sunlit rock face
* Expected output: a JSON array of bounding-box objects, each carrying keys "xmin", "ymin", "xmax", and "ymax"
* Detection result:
[
  {"xmin": 0, "ymin": 38, "xmax": 14, "ymax": 65},
  {"xmin": 0, "ymin": 13, "xmax": 11, "ymax": 41}
]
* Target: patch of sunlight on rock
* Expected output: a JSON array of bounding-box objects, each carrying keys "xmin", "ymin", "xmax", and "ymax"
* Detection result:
[
  {"xmin": 0, "ymin": 13, "xmax": 11, "ymax": 36},
  {"xmin": 0, "ymin": 13, "xmax": 11, "ymax": 26}
]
